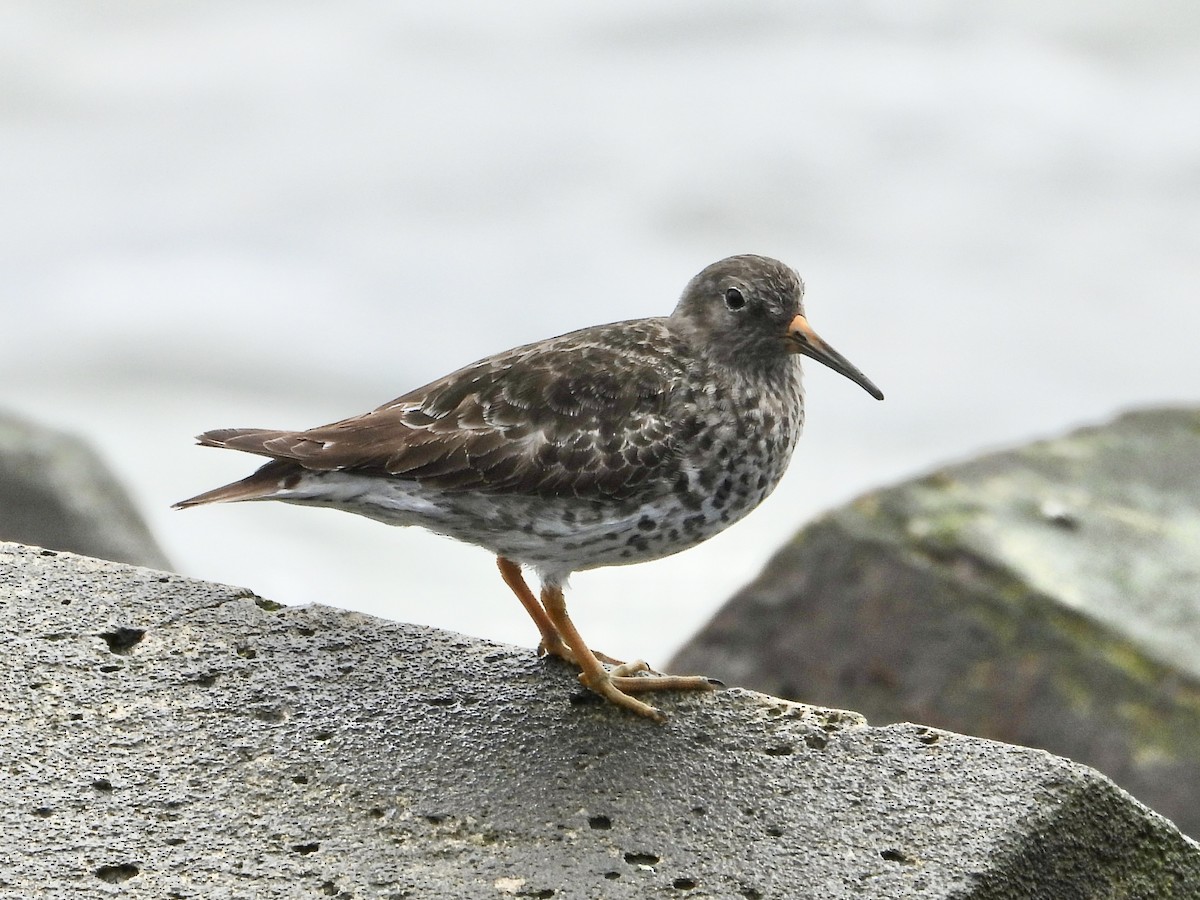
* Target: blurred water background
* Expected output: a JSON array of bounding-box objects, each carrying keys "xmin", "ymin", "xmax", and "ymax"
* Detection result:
[{"xmin": 2, "ymin": 1, "xmax": 1197, "ymax": 662}]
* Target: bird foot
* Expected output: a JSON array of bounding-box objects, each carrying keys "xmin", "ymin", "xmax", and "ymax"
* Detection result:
[
  {"xmin": 577, "ymin": 663, "xmax": 720, "ymax": 723},
  {"xmin": 538, "ymin": 639, "xmax": 625, "ymax": 668},
  {"xmin": 537, "ymin": 636, "xmax": 575, "ymax": 662},
  {"xmin": 520, "ymin": 576, "xmax": 720, "ymax": 722}
]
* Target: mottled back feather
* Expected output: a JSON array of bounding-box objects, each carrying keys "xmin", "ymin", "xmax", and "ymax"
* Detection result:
[{"xmin": 195, "ymin": 319, "xmax": 700, "ymax": 501}]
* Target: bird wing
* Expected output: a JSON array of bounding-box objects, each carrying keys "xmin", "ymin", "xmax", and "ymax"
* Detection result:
[{"xmin": 197, "ymin": 320, "xmax": 697, "ymax": 501}]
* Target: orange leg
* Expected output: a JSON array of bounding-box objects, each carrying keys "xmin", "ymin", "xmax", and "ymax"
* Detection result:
[
  {"xmin": 539, "ymin": 583, "xmax": 717, "ymax": 723},
  {"xmin": 496, "ymin": 557, "xmax": 572, "ymax": 660},
  {"xmin": 496, "ymin": 557, "xmax": 627, "ymax": 666}
]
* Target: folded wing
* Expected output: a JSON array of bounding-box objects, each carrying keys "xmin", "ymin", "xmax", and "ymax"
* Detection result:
[{"xmin": 188, "ymin": 320, "xmax": 695, "ymax": 502}]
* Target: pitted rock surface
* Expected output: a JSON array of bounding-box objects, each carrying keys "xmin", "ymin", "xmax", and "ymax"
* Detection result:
[{"xmin": 1, "ymin": 543, "xmax": 1196, "ymax": 898}]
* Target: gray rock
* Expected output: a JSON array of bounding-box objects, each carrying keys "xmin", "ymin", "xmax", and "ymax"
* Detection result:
[
  {"xmin": 2, "ymin": 542, "xmax": 1197, "ymax": 899},
  {"xmin": 671, "ymin": 406, "xmax": 1200, "ymax": 840},
  {"xmin": 0, "ymin": 411, "xmax": 169, "ymax": 569}
]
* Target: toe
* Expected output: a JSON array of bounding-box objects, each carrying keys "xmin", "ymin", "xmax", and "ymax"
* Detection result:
[
  {"xmin": 609, "ymin": 674, "xmax": 718, "ymax": 694},
  {"xmin": 609, "ymin": 659, "xmax": 652, "ymax": 678},
  {"xmin": 577, "ymin": 671, "xmax": 666, "ymax": 722}
]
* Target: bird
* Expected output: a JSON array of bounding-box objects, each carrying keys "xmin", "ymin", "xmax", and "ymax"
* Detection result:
[{"xmin": 174, "ymin": 254, "xmax": 883, "ymax": 722}]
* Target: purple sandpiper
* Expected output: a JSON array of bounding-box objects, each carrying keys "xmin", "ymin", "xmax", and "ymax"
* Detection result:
[{"xmin": 175, "ymin": 254, "xmax": 883, "ymax": 721}]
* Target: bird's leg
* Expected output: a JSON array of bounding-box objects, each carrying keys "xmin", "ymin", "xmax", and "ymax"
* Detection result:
[
  {"xmin": 496, "ymin": 557, "xmax": 573, "ymax": 661},
  {"xmin": 495, "ymin": 557, "xmax": 627, "ymax": 666},
  {"xmin": 539, "ymin": 584, "xmax": 717, "ymax": 723}
]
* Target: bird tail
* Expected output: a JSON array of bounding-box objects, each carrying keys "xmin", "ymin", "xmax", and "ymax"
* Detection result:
[
  {"xmin": 173, "ymin": 458, "xmax": 300, "ymax": 509},
  {"xmin": 193, "ymin": 427, "xmax": 291, "ymax": 456}
]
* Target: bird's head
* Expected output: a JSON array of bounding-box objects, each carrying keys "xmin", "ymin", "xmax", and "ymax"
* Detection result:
[{"xmin": 672, "ymin": 254, "xmax": 883, "ymax": 400}]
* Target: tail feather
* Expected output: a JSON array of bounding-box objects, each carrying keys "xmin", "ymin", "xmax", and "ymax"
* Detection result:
[
  {"xmin": 195, "ymin": 428, "xmax": 293, "ymax": 456},
  {"xmin": 173, "ymin": 459, "xmax": 300, "ymax": 509}
]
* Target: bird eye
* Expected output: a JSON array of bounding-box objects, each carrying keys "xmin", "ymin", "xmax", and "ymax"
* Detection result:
[{"xmin": 724, "ymin": 287, "xmax": 746, "ymax": 310}]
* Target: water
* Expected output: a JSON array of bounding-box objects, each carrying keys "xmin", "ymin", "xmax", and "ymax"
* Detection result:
[{"xmin": 2, "ymin": 1, "xmax": 1197, "ymax": 662}]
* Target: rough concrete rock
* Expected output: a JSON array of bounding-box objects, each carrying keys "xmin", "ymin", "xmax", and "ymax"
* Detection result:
[
  {"xmin": 2, "ymin": 543, "xmax": 1197, "ymax": 899},
  {"xmin": 671, "ymin": 406, "xmax": 1200, "ymax": 840},
  {"xmin": 0, "ymin": 411, "xmax": 169, "ymax": 569}
]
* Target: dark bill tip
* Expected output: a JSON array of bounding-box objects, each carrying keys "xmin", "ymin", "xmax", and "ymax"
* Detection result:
[{"xmin": 787, "ymin": 315, "xmax": 884, "ymax": 400}]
